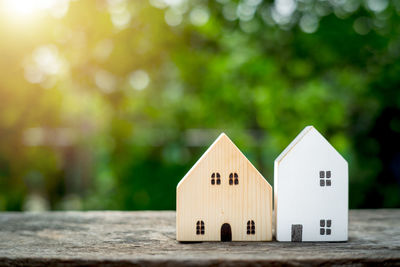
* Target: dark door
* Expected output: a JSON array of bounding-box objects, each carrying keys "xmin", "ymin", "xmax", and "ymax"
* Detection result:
[
  {"xmin": 291, "ymin": 224, "xmax": 303, "ymax": 242},
  {"xmin": 221, "ymin": 223, "xmax": 232, "ymax": 242}
]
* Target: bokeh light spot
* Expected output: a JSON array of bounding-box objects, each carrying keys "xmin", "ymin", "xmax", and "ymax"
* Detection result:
[
  {"xmin": 299, "ymin": 13, "xmax": 319, "ymax": 33},
  {"xmin": 366, "ymin": 0, "xmax": 388, "ymax": 13},
  {"xmin": 190, "ymin": 7, "xmax": 210, "ymax": 26},
  {"xmin": 165, "ymin": 8, "xmax": 182, "ymax": 26},
  {"xmin": 129, "ymin": 70, "xmax": 150, "ymax": 91},
  {"xmin": 353, "ymin": 17, "xmax": 370, "ymax": 35},
  {"xmin": 95, "ymin": 70, "xmax": 117, "ymax": 93}
]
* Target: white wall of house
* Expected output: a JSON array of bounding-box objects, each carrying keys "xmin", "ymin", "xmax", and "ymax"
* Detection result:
[{"xmin": 275, "ymin": 127, "xmax": 348, "ymax": 242}]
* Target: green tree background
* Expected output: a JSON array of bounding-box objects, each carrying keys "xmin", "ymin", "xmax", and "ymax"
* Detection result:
[{"xmin": 0, "ymin": 0, "xmax": 399, "ymax": 211}]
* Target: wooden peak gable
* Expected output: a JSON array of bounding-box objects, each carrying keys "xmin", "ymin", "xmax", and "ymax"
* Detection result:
[{"xmin": 177, "ymin": 133, "xmax": 270, "ymax": 190}]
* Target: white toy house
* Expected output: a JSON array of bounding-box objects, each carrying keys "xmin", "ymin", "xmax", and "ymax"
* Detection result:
[
  {"xmin": 274, "ymin": 126, "xmax": 348, "ymax": 242},
  {"xmin": 176, "ymin": 133, "xmax": 273, "ymax": 242}
]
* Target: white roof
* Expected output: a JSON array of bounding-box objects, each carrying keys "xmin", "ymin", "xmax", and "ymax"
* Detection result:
[
  {"xmin": 274, "ymin": 125, "xmax": 346, "ymax": 164},
  {"xmin": 275, "ymin": 126, "xmax": 314, "ymax": 163}
]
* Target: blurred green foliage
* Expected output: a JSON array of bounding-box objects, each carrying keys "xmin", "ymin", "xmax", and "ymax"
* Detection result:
[{"xmin": 0, "ymin": 0, "xmax": 399, "ymax": 211}]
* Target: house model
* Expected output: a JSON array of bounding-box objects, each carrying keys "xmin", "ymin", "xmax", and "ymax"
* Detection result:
[
  {"xmin": 176, "ymin": 133, "xmax": 273, "ymax": 242},
  {"xmin": 274, "ymin": 126, "xmax": 348, "ymax": 242}
]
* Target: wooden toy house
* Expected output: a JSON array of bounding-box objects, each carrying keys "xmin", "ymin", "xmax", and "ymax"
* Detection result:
[
  {"xmin": 274, "ymin": 126, "xmax": 348, "ymax": 242},
  {"xmin": 176, "ymin": 133, "xmax": 273, "ymax": 242}
]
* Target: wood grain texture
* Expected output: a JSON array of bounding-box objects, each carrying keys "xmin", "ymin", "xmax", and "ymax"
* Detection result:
[
  {"xmin": 0, "ymin": 210, "xmax": 399, "ymax": 266},
  {"xmin": 177, "ymin": 133, "xmax": 272, "ymax": 241}
]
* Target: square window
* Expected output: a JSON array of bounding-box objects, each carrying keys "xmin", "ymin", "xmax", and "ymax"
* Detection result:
[
  {"xmin": 320, "ymin": 228, "xmax": 325, "ymax": 235},
  {"xmin": 211, "ymin": 179, "xmax": 215, "ymax": 185},
  {"xmin": 251, "ymin": 230, "xmax": 255, "ymax": 235},
  {"xmin": 196, "ymin": 230, "xmax": 200, "ymax": 235},
  {"xmin": 247, "ymin": 230, "xmax": 250, "ymax": 235},
  {"xmin": 326, "ymin": 180, "xmax": 331, "ymax": 186},
  {"xmin": 326, "ymin": 171, "xmax": 331, "ymax": 178},
  {"xmin": 320, "ymin": 171, "xmax": 325, "ymax": 178},
  {"xmin": 320, "ymin": 179, "xmax": 325, "ymax": 186},
  {"xmin": 327, "ymin": 220, "xmax": 331, "ymax": 227},
  {"xmin": 216, "ymin": 179, "xmax": 221, "ymax": 185},
  {"xmin": 326, "ymin": 229, "xmax": 331, "ymax": 235},
  {"xmin": 201, "ymin": 230, "xmax": 204, "ymax": 235},
  {"xmin": 320, "ymin": 220, "xmax": 325, "ymax": 227}
]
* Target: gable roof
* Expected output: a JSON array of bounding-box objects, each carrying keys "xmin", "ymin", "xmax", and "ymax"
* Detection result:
[
  {"xmin": 275, "ymin": 126, "xmax": 347, "ymax": 164},
  {"xmin": 177, "ymin": 133, "xmax": 270, "ymax": 189},
  {"xmin": 275, "ymin": 126, "xmax": 313, "ymax": 164}
]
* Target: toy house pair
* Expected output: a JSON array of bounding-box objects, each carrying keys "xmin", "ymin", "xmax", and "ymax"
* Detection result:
[{"xmin": 176, "ymin": 126, "xmax": 348, "ymax": 242}]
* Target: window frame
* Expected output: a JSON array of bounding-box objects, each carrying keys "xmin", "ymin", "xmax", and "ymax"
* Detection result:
[
  {"xmin": 196, "ymin": 220, "xmax": 205, "ymax": 235},
  {"xmin": 319, "ymin": 171, "xmax": 332, "ymax": 187},
  {"xmin": 246, "ymin": 220, "xmax": 255, "ymax": 235},
  {"xmin": 319, "ymin": 219, "xmax": 332, "ymax": 235},
  {"xmin": 211, "ymin": 172, "xmax": 221, "ymax": 185},
  {"xmin": 229, "ymin": 172, "xmax": 239, "ymax": 185}
]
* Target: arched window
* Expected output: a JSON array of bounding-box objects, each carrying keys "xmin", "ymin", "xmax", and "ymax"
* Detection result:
[
  {"xmin": 196, "ymin": 220, "xmax": 205, "ymax": 235},
  {"xmin": 229, "ymin": 173, "xmax": 239, "ymax": 185},
  {"xmin": 247, "ymin": 220, "xmax": 255, "ymax": 235},
  {"xmin": 211, "ymin": 173, "xmax": 220, "ymax": 185}
]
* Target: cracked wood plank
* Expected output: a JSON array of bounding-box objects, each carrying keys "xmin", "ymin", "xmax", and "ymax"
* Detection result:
[{"xmin": 0, "ymin": 210, "xmax": 399, "ymax": 266}]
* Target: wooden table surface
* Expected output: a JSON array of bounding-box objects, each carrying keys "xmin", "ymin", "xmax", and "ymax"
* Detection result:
[{"xmin": 0, "ymin": 210, "xmax": 399, "ymax": 266}]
